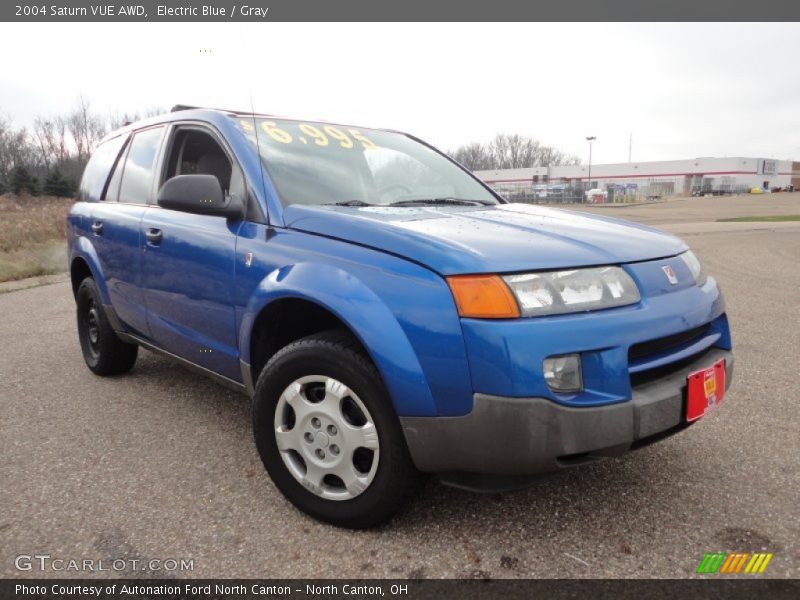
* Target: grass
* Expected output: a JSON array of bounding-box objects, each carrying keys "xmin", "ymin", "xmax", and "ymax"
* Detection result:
[
  {"xmin": 718, "ymin": 215, "xmax": 800, "ymax": 222},
  {"xmin": 0, "ymin": 194, "xmax": 72, "ymax": 282}
]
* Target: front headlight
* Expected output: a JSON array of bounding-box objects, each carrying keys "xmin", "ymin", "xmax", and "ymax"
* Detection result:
[
  {"xmin": 679, "ymin": 250, "xmax": 707, "ymax": 286},
  {"xmin": 503, "ymin": 266, "xmax": 640, "ymax": 317}
]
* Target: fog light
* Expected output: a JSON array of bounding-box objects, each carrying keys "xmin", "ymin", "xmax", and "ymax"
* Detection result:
[{"xmin": 543, "ymin": 354, "xmax": 583, "ymax": 393}]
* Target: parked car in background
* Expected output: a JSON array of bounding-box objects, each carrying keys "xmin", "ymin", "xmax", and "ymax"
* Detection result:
[{"xmin": 585, "ymin": 188, "xmax": 608, "ymax": 203}]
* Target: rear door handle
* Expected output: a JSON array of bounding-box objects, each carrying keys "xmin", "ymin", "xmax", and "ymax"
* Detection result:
[
  {"xmin": 145, "ymin": 228, "xmax": 163, "ymax": 245},
  {"xmin": 91, "ymin": 221, "xmax": 103, "ymax": 235}
]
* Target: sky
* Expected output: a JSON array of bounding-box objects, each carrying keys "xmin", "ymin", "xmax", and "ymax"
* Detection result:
[{"xmin": 1, "ymin": 22, "xmax": 799, "ymax": 164}]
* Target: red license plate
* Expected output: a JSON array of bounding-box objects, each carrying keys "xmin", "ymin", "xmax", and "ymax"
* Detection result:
[{"xmin": 686, "ymin": 358, "xmax": 726, "ymax": 422}]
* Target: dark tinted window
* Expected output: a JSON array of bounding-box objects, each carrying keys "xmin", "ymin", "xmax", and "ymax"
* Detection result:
[
  {"xmin": 162, "ymin": 127, "xmax": 253, "ymax": 218},
  {"xmin": 163, "ymin": 129, "xmax": 234, "ymax": 193},
  {"xmin": 119, "ymin": 127, "xmax": 164, "ymax": 204},
  {"xmin": 77, "ymin": 135, "xmax": 128, "ymax": 202}
]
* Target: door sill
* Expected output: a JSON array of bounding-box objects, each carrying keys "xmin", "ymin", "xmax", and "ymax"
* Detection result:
[{"xmin": 116, "ymin": 331, "xmax": 249, "ymax": 396}]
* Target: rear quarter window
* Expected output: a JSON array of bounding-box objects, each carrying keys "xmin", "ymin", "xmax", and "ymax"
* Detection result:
[
  {"xmin": 118, "ymin": 127, "xmax": 165, "ymax": 205},
  {"xmin": 77, "ymin": 134, "xmax": 128, "ymax": 202}
]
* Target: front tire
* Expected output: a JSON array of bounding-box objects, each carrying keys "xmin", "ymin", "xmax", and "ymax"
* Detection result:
[
  {"xmin": 252, "ymin": 330, "xmax": 418, "ymax": 529},
  {"xmin": 76, "ymin": 277, "xmax": 138, "ymax": 375}
]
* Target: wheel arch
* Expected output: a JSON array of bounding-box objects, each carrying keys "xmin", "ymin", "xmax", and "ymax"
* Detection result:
[
  {"xmin": 70, "ymin": 256, "xmax": 92, "ymax": 297},
  {"xmin": 240, "ymin": 262, "xmax": 438, "ymax": 417},
  {"xmin": 69, "ymin": 238, "xmax": 110, "ymax": 303},
  {"xmin": 248, "ymin": 296, "xmax": 370, "ymax": 386}
]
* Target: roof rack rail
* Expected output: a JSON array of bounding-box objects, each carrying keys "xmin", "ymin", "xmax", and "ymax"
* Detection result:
[
  {"xmin": 170, "ymin": 104, "xmax": 251, "ymax": 114},
  {"xmin": 170, "ymin": 104, "xmax": 200, "ymax": 112}
]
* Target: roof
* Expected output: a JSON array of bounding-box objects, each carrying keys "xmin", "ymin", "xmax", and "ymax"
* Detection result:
[{"xmin": 100, "ymin": 105, "xmax": 398, "ymax": 144}]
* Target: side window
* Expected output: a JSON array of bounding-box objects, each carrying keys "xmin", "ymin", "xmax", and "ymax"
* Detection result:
[
  {"xmin": 77, "ymin": 134, "xmax": 128, "ymax": 202},
  {"xmin": 102, "ymin": 137, "xmax": 130, "ymax": 202},
  {"xmin": 118, "ymin": 127, "xmax": 165, "ymax": 204},
  {"xmin": 163, "ymin": 128, "xmax": 240, "ymax": 197}
]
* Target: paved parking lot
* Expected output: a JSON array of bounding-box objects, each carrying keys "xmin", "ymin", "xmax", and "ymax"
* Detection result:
[{"xmin": 1, "ymin": 194, "xmax": 798, "ymax": 578}]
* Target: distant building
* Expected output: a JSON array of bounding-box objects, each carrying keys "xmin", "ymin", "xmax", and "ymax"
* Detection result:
[{"xmin": 475, "ymin": 158, "xmax": 796, "ymax": 202}]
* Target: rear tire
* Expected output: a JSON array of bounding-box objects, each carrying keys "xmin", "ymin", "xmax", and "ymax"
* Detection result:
[
  {"xmin": 76, "ymin": 277, "xmax": 138, "ymax": 375},
  {"xmin": 252, "ymin": 330, "xmax": 419, "ymax": 529}
]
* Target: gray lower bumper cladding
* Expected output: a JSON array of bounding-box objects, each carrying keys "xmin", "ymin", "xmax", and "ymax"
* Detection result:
[{"xmin": 401, "ymin": 348, "xmax": 733, "ymax": 489}]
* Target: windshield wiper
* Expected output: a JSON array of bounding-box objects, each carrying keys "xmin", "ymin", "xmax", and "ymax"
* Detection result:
[
  {"xmin": 324, "ymin": 198, "xmax": 494, "ymax": 208},
  {"xmin": 323, "ymin": 200, "xmax": 376, "ymax": 207},
  {"xmin": 388, "ymin": 197, "xmax": 493, "ymax": 207}
]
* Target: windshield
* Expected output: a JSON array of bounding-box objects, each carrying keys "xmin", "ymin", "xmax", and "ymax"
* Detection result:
[{"xmin": 232, "ymin": 117, "xmax": 499, "ymax": 207}]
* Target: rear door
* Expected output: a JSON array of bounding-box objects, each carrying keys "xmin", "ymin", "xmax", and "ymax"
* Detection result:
[
  {"xmin": 90, "ymin": 126, "xmax": 165, "ymax": 337},
  {"xmin": 140, "ymin": 124, "xmax": 244, "ymax": 381}
]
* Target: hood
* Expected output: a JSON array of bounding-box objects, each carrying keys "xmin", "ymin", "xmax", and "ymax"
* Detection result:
[{"xmin": 282, "ymin": 202, "xmax": 687, "ymax": 275}]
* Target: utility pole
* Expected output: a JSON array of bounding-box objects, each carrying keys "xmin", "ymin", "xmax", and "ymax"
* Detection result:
[
  {"xmin": 586, "ymin": 136, "xmax": 596, "ymax": 193},
  {"xmin": 628, "ymin": 133, "xmax": 632, "ymax": 163}
]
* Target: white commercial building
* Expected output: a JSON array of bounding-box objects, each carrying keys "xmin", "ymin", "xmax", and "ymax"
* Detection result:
[{"xmin": 475, "ymin": 157, "xmax": 797, "ymax": 202}]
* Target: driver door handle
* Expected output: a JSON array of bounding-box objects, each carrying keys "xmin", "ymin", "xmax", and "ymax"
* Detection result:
[
  {"xmin": 91, "ymin": 221, "xmax": 103, "ymax": 235},
  {"xmin": 145, "ymin": 228, "xmax": 163, "ymax": 245}
]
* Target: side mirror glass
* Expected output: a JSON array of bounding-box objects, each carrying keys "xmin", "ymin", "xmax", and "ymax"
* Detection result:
[{"xmin": 157, "ymin": 174, "xmax": 243, "ymax": 219}]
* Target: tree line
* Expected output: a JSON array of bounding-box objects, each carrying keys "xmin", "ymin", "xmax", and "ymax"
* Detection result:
[
  {"xmin": 0, "ymin": 100, "xmax": 580, "ymax": 197},
  {"xmin": 449, "ymin": 133, "xmax": 580, "ymax": 171},
  {"xmin": 0, "ymin": 97, "xmax": 162, "ymax": 197}
]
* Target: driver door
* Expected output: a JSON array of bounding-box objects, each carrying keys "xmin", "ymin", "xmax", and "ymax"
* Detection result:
[{"xmin": 140, "ymin": 124, "xmax": 245, "ymax": 381}]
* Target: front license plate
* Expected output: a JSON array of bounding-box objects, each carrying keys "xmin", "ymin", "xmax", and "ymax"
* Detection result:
[{"xmin": 686, "ymin": 358, "xmax": 726, "ymax": 422}]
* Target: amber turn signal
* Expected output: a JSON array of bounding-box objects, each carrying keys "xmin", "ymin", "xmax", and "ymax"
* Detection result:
[{"xmin": 446, "ymin": 275, "xmax": 521, "ymax": 319}]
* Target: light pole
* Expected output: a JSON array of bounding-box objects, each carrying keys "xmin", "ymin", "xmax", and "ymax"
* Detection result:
[{"xmin": 586, "ymin": 136, "xmax": 596, "ymax": 194}]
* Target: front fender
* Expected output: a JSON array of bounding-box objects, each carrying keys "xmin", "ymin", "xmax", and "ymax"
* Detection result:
[
  {"xmin": 239, "ymin": 262, "xmax": 438, "ymax": 417},
  {"xmin": 71, "ymin": 236, "xmax": 110, "ymax": 305}
]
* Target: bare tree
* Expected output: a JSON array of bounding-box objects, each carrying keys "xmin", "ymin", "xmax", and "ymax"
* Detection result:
[
  {"xmin": 66, "ymin": 96, "xmax": 106, "ymax": 164},
  {"xmin": 450, "ymin": 142, "xmax": 494, "ymax": 171},
  {"xmin": 0, "ymin": 116, "xmax": 16, "ymax": 182},
  {"xmin": 108, "ymin": 112, "xmax": 133, "ymax": 130},
  {"xmin": 32, "ymin": 117, "xmax": 67, "ymax": 170},
  {"xmin": 108, "ymin": 106, "xmax": 166, "ymax": 130},
  {"xmin": 489, "ymin": 134, "xmax": 539, "ymax": 170},
  {"xmin": 0, "ymin": 116, "xmax": 37, "ymax": 183},
  {"xmin": 450, "ymin": 133, "xmax": 580, "ymax": 171},
  {"xmin": 1, "ymin": 100, "xmax": 167, "ymax": 194}
]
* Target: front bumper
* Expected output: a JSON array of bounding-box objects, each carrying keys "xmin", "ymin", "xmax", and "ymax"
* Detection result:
[{"xmin": 401, "ymin": 348, "xmax": 733, "ymax": 487}]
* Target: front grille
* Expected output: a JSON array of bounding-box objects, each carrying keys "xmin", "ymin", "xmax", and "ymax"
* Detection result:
[
  {"xmin": 628, "ymin": 323, "xmax": 711, "ymax": 362},
  {"xmin": 630, "ymin": 347, "xmax": 714, "ymax": 387}
]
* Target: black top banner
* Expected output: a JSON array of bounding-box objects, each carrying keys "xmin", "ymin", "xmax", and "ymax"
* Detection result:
[{"xmin": 3, "ymin": 0, "xmax": 800, "ymax": 22}]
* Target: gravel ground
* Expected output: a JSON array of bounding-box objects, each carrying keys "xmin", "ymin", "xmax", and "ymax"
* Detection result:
[{"xmin": 1, "ymin": 195, "xmax": 798, "ymax": 579}]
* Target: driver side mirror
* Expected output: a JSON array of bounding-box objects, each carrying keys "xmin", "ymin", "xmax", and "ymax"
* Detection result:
[{"xmin": 157, "ymin": 174, "xmax": 243, "ymax": 219}]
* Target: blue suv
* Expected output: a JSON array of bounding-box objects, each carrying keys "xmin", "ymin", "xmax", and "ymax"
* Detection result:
[{"xmin": 68, "ymin": 107, "xmax": 733, "ymax": 528}]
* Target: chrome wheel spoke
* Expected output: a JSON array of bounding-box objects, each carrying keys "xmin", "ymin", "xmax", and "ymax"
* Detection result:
[
  {"xmin": 282, "ymin": 381, "xmax": 314, "ymax": 422},
  {"xmin": 301, "ymin": 461, "xmax": 326, "ymax": 495},
  {"xmin": 319, "ymin": 378, "xmax": 349, "ymax": 414},
  {"xmin": 325, "ymin": 377, "xmax": 350, "ymax": 399},
  {"xmin": 344, "ymin": 421, "xmax": 379, "ymax": 450},
  {"xmin": 274, "ymin": 427, "xmax": 298, "ymax": 452},
  {"xmin": 334, "ymin": 462, "xmax": 370, "ymax": 497}
]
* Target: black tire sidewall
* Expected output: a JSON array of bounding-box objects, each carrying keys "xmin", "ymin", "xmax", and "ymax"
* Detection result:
[
  {"xmin": 253, "ymin": 336, "xmax": 411, "ymax": 528},
  {"xmin": 76, "ymin": 278, "xmax": 104, "ymax": 370},
  {"xmin": 75, "ymin": 277, "xmax": 137, "ymax": 375}
]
